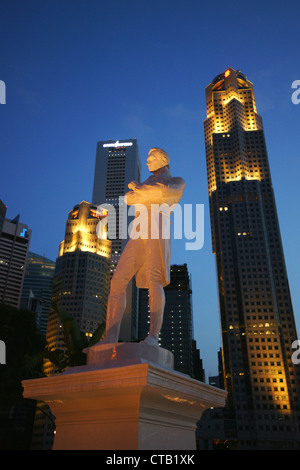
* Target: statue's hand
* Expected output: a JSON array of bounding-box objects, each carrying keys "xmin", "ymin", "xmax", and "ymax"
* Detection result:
[
  {"xmin": 124, "ymin": 190, "xmax": 136, "ymax": 205},
  {"xmin": 128, "ymin": 181, "xmax": 141, "ymax": 191}
]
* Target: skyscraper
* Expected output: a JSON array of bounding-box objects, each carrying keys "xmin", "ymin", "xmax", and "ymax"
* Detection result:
[
  {"xmin": 0, "ymin": 200, "xmax": 6, "ymax": 237},
  {"xmin": 44, "ymin": 201, "xmax": 111, "ymax": 375},
  {"xmin": 92, "ymin": 138, "xmax": 141, "ymax": 340},
  {"xmin": 92, "ymin": 138, "xmax": 141, "ymax": 267},
  {"xmin": 0, "ymin": 214, "xmax": 31, "ymax": 308},
  {"xmin": 20, "ymin": 252, "xmax": 56, "ymax": 337},
  {"xmin": 204, "ymin": 67, "xmax": 300, "ymax": 449}
]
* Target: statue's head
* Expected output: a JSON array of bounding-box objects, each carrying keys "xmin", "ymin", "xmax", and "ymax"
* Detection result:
[{"xmin": 147, "ymin": 148, "xmax": 170, "ymax": 172}]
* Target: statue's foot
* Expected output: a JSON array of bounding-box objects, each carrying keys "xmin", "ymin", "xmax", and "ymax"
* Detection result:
[
  {"xmin": 97, "ymin": 338, "xmax": 114, "ymax": 344},
  {"xmin": 98, "ymin": 325, "xmax": 120, "ymax": 344},
  {"xmin": 140, "ymin": 335, "xmax": 159, "ymax": 347},
  {"xmin": 98, "ymin": 334, "xmax": 118, "ymax": 344}
]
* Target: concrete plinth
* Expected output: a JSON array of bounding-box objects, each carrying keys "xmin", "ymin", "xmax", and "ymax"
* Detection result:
[{"xmin": 22, "ymin": 344, "xmax": 227, "ymax": 450}]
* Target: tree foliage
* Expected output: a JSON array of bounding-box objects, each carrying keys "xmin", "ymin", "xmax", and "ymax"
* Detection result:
[{"xmin": 48, "ymin": 302, "xmax": 106, "ymax": 371}]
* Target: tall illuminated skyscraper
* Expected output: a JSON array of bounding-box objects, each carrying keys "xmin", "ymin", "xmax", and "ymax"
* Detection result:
[
  {"xmin": 44, "ymin": 201, "xmax": 111, "ymax": 376},
  {"xmin": 204, "ymin": 67, "xmax": 300, "ymax": 449},
  {"xmin": 92, "ymin": 138, "xmax": 141, "ymax": 340}
]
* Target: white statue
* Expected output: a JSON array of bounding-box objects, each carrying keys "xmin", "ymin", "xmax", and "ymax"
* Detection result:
[{"xmin": 101, "ymin": 147, "xmax": 186, "ymax": 346}]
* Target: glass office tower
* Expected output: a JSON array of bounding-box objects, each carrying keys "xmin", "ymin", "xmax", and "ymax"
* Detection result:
[
  {"xmin": 92, "ymin": 138, "xmax": 141, "ymax": 271},
  {"xmin": 92, "ymin": 138, "xmax": 141, "ymax": 341},
  {"xmin": 204, "ymin": 67, "xmax": 300, "ymax": 449},
  {"xmin": 20, "ymin": 252, "xmax": 55, "ymax": 337}
]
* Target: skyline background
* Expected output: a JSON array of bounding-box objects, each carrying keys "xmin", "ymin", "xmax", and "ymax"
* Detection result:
[{"xmin": 1, "ymin": 0, "xmax": 299, "ymax": 377}]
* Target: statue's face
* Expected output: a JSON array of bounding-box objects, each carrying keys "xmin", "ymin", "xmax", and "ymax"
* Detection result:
[{"xmin": 147, "ymin": 152, "xmax": 164, "ymax": 172}]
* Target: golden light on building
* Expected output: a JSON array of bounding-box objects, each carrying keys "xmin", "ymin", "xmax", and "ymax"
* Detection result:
[
  {"xmin": 44, "ymin": 201, "xmax": 112, "ymax": 377},
  {"xmin": 203, "ymin": 68, "xmax": 300, "ymax": 449},
  {"xmin": 59, "ymin": 201, "xmax": 111, "ymax": 259},
  {"xmin": 205, "ymin": 68, "xmax": 263, "ymax": 196}
]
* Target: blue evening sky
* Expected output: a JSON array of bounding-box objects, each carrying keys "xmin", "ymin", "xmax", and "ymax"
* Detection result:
[{"xmin": 1, "ymin": 0, "xmax": 299, "ymax": 377}]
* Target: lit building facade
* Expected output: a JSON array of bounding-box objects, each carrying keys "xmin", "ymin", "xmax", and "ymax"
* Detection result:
[
  {"xmin": 0, "ymin": 214, "xmax": 31, "ymax": 308},
  {"xmin": 44, "ymin": 201, "xmax": 111, "ymax": 375},
  {"xmin": 92, "ymin": 138, "xmax": 141, "ymax": 340},
  {"xmin": 20, "ymin": 252, "xmax": 56, "ymax": 337},
  {"xmin": 204, "ymin": 67, "xmax": 300, "ymax": 449}
]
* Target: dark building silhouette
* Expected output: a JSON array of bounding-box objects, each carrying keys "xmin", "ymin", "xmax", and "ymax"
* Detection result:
[
  {"xmin": 0, "ymin": 200, "xmax": 6, "ymax": 237},
  {"xmin": 0, "ymin": 214, "xmax": 31, "ymax": 308}
]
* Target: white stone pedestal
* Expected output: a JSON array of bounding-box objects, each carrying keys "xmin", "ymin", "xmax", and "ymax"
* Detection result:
[{"xmin": 22, "ymin": 343, "xmax": 227, "ymax": 450}]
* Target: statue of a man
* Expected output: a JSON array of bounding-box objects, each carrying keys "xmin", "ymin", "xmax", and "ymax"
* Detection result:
[{"xmin": 101, "ymin": 147, "xmax": 186, "ymax": 346}]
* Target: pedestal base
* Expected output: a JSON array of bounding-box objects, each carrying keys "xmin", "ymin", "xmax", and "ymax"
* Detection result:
[
  {"xmin": 22, "ymin": 344, "xmax": 227, "ymax": 450},
  {"xmin": 83, "ymin": 341, "xmax": 174, "ymax": 370}
]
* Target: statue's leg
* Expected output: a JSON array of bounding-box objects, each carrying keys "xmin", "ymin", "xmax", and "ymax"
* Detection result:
[
  {"xmin": 102, "ymin": 279, "xmax": 127, "ymax": 343},
  {"xmin": 142, "ymin": 271, "xmax": 165, "ymax": 346},
  {"xmin": 102, "ymin": 239, "xmax": 144, "ymax": 343}
]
